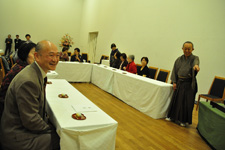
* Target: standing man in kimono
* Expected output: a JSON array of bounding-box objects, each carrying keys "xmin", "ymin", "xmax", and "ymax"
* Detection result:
[{"xmin": 166, "ymin": 41, "xmax": 200, "ymax": 127}]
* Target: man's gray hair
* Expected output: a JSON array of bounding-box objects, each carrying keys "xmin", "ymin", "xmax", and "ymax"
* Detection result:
[
  {"xmin": 35, "ymin": 42, "xmax": 43, "ymax": 52},
  {"xmin": 129, "ymin": 55, "xmax": 135, "ymax": 61},
  {"xmin": 36, "ymin": 40, "xmax": 51, "ymax": 52}
]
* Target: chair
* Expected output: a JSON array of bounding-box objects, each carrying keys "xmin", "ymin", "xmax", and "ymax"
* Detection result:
[
  {"xmin": 0, "ymin": 56, "xmax": 10, "ymax": 77},
  {"xmin": 0, "ymin": 57, "xmax": 6, "ymax": 80},
  {"xmin": 136, "ymin": 64, "xmax": 142, "ymax": 72},
  {"xmin": 148, "ymin": 66, "xmax": 158, "ymax": 79},
  {"xmin": 196, "ymin": 76, "xmax": 225, "ymax": 110},
  {"xmin": 68, "ymin": 52, "xmax": 72, "ymax": 56},
  {"xmin": 100, "ymin": 55, "xmax": 109, "ymax": 64},
  {"xmin": 156, "ymin": 69, "xmax": 170, "ymax": 83},
  {"xmin": 10, "ymin": 55, "xmax": 14, "ymax": 68},
  {"xmin": 82, "ymin": 53, "xmax": 89, "ymax": 62}
]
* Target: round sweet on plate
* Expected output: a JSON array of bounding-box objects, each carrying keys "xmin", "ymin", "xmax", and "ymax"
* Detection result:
[
  {"xmin": 58, "ymin": 94, "xmax": 69, "ymax": 98},
  {"xmin": 72, "ymin": 113, "xmax": 86, "ymax": 120}
]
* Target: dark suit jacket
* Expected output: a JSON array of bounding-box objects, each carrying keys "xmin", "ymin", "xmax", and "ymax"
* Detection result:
[
  {"xmin": 14, "ymin": 38, "xmax": 22, "ymax": 50},
  {"xmin": 110, "ymin": 49, "xmax": 119, "ymax": 67},
  {"xmin": 1, "ymin": 62, "xmax": 50, "ymax": 149},
  {"xmin": 112, "ymin": 59, "xmax": 121, "ymax": 69},
  {"xmin": 119, "ymin": 60, "xmax": 128, "ymax": 70},
  {"xmin": 71, "ymin": 54, "xmax": 83, "ymax": 62},
  {"xmin": 5, "ymin": 38, "xmax": 12, "ymax": 46}
]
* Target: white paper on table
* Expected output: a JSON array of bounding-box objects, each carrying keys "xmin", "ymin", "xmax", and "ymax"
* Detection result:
[{"xmin": 72, "ymin": 104, "xmax": 97, "ymax": 112}]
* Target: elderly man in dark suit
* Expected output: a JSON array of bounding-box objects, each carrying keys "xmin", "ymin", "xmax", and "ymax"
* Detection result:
[{"xmin": 1, "ymin": 40, "xmax": 60, "ymax": 150}]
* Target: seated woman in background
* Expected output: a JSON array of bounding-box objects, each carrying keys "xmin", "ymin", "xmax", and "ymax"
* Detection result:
[
  {"xmin": 71, "ymin": 48, "xmax": 83, "ymax": 62},
  {"xmin": 60, "ymin": 47, "xmax": 69, "ymax": 61},
  {"xmin": 119, "ymin": 53, "xmax": 128, "ymax": 70},
  {"xmin": 137, "ymin": 57, "xmax": 150, "ymax": 77},
  {"xmin": 0, "ymin": 42, "xmax": 36, "ymax": 118},
  {"xmin": 125, "ymin": 55, "xmax": 137, "ymax": 74},
  {"xmin": 112, "ymin": 51, "xmax": 121, "ymax": 69}
]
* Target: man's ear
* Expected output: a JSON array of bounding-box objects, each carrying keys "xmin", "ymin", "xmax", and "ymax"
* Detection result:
[
  {"xmin": 192, "ymin": 48, "xmax": 195, "ymax": 51},
  {"xmin": 34, "ymin": 52, "xmax": 39, "ymax": 61}
]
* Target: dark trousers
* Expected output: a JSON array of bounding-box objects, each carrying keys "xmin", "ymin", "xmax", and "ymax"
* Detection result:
[
  {"xmin": 4, "ymin": 45, "xmax": 11, "ymax": 56},
  {"xmin": 167, "ymin": 78, "xmax": 197, "ymax": 124},
  {"xmin": 2, "ymin": 132, "xmax": 60, "ymax": 150}
]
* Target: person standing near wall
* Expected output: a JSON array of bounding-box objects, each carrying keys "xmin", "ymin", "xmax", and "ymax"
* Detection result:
[
  {"xmin": 110, "ymin": 43, "xmax": 120, "ymax": 67},
  {"xmin": 25, "ymin": 34, "xmax": 32, "ymax": 43},
  {"xmin": 14, "ymin": 35, "xmax": 22, "ymax": 51},
  {"xmin": 5, "ymin": 34, "xmax": 13, "ymax": 57}
]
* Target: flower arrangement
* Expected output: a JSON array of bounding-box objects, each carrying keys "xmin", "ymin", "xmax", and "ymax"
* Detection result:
[{"xmin": 59, "ymin": 34, "xmax": 74, "ymax": 48}]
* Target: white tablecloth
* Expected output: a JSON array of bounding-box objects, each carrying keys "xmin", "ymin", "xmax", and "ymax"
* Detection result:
[
  {"xmin": 101, "ymin": 60, "xmax": 109, "ymax": 66},
  {"xmin": 46, "ymin": 79, "xmax": 118, "ymax": 150},
  {"xmin": 55, "ymin": 61, "xmax": 92, "ymax": 82},
  {"xmin": 91, "ymin": 64, "xmax": 173, "ymax": 119},
  {"xmin": 91, "ymin": 65, "xmax": 114, "ymax": 94},
  {"xmin": 113, "ymin": 69, "xmax": 173, "ymax": 119},
  {"xmin": 47, "ymin": 71, "xmax": 59, "ymax": 79}
]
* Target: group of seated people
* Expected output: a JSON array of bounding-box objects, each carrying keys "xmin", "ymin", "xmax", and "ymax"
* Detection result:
[
  {"xmin": 110, "ymin": 43, "xmax": 150, "ymax": 77},
  {"xmin": 59, "ymin": 47, "xmax": 83, "ymax": 62}
]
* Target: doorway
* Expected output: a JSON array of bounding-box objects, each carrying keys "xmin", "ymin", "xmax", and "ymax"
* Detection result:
[{"xmin": 88, "ymin": 32, "xmax": 98, "ymax": 63}]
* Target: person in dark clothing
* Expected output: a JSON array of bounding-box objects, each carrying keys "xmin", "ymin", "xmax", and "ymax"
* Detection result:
[
  {"xmin": 14, "ymin": 35, "xmax": 22, "ymax": 51},
  {"xmin": 59, "ymin": 47, "xmax": 69, "ymax": 61},
  {"xmin": 71, "ymin": 48, "xmax": 83, "ymax": 62},
  {"xmin": 119, "ymin": 53, "xmax": 128, "ymax": 70},
  {"xmin": 25, "ymin": 34, "xmax": 32, "ymax": 42},
  {"xmin": 5, "ymin": 34, "xmax": 13, "ymax": 56},
  {"xmin": 110, "ymin": 43, "xmax": 120, "ymax": 67},
  {"xmin": 166, "ymin": 41, "xmax": 200, "ymax": 127},
  {"xmin": 112, "ymin": 51, "xmax": 121, "ymax": 69},
  {"xmin": 137, "ymin": 57, "xmax": 150, "ymax": 77}
]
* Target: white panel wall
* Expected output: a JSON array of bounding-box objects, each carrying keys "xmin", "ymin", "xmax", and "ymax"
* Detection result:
[
  {"xmin": 78, "ymin": 0, "xmax": 225, "ymax": 96},
  {"xmin": 0, "ymin": 0, "xmax": 225, "ymax": 97},
  {"xmin": 0, "ymin": 0, "xmax": 83, "ymax": 52}
]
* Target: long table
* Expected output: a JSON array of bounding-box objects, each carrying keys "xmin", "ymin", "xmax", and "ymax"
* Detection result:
[
  {"xmin": 101, "ymin": 60, "xmax": 110, "ymax": 66},
  {"xmin": 55, "ymin": 61, "xmax": 93, "ymax": 82},
  {"xmin": 47, "ymin": 70, "xmax": 59, "ymax": 79},
  {"xmin": 46, "ymin": 79, "xmax": 118, "ymax": 150},
  {"xmin": 91, "ymin": 64, "xmax": 173, "ymax": 119},
  {"xmin": 51, "ymin": 62, "xmax": 173, "ymax": 119},
  {"xmin": 91, "ymin": 64, "xmax": 114, "ymax": 94}
]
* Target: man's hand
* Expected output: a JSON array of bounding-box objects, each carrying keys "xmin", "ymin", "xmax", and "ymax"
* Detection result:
[
  {"xmin": 193, "ymin": 65, "xmax": 200, "ymax": 72},
  {"xmin": 76, "ymin": 55, "xmax": 80, "ymax": 61}
]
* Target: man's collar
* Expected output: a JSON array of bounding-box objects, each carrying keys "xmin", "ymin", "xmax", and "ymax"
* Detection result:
[{"xmin": 35, "ymin": 61, "xmax": 46, "ymax": 79}]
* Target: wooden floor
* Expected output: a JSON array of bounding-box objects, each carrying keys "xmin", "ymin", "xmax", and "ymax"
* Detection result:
[{"xmin": 71, "ymin": 83, "xmax": 210, "ymax": 150}]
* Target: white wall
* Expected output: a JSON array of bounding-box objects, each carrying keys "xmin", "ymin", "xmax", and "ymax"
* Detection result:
[
  {"xmin": 0, "ymin": 0, "xmax": 83, "ymax": 52},
  {"xmin": 78, "ymin": 0, "xmax": 225, "ymax": 96},
  {"xmin": 0, "ymin": 0, "xmax": 225, "ymax": 96}
]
